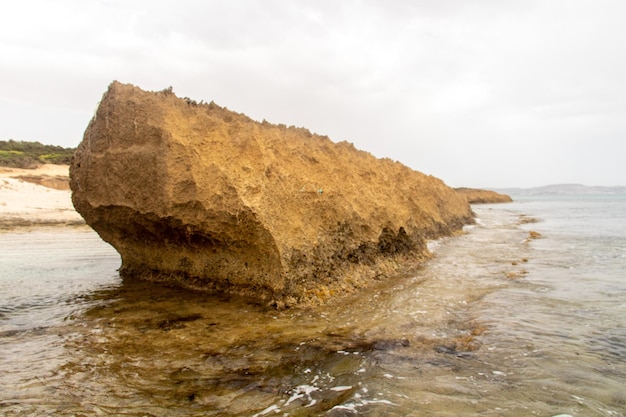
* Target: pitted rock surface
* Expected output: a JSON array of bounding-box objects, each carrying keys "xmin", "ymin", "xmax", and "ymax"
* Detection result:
[{"xmin": 71, "ymin": 81, "xmax": 474, "ymax": 306}]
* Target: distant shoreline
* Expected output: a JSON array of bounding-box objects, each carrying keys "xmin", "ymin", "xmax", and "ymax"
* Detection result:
[{"xmin": 493, "ymin": 184, "xmax": 626, "ymax": 196}]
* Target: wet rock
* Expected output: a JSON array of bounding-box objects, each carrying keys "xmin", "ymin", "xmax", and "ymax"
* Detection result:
[
  {"xmin": 156, "ymin": 313, "xmax": 204, "ymax": 330},
  {"xmin": 434, "ymin": 344, "xmax": 457, "ymax": 355},
  {"xmin": 71, "ymin": 81, "xmax": 474, "ymax": 306},
  {"xmin": 372, "ymin": 338, "xmax": 411, "ymax": 350},
  {"xmin": 434, "ymin": 344, "xmax": 473, "ymax": 358}
]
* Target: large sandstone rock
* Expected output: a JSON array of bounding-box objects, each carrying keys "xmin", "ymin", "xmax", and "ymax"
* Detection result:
[{"xmin": 71, "ymin": 81, "xmax": 473, "ymax": 306}]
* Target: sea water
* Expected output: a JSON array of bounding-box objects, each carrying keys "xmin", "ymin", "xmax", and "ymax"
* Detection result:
[{"xmin": 0, "ymin": 195, "xmax": 624, "ymax": 416}]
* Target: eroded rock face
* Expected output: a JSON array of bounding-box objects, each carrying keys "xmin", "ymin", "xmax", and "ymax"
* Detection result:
[{"xmin": 71, "ymin": 81, "xmax": 474, "ymax": 306}]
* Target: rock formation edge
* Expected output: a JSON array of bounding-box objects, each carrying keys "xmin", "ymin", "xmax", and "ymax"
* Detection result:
[
  {"xmin": 71, "ymin": 81, "xmax": 474, "ymax": 307},
  {"xmin": 455, "ymin": 188, "xmax": 513, "ymax": 204}
]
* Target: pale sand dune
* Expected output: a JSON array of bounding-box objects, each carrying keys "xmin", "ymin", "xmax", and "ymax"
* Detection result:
[
  {"xmin": 0, "ymin": 164, "xmax": 71, "ymax": 178},
  {"xmin": 0, "ymin": 164, "xmax": 84, "ymax": 228}
]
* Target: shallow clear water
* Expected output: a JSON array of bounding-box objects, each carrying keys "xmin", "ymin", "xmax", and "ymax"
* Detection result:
[{"xmin": 0, "ymin": 196, "xmax": 624, "ymax": 416}]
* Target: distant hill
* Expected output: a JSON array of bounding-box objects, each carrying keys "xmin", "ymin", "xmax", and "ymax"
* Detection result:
[
  {"xmin": 494, "ymin": 184, "xmax": 626, "ymax": 195},
  {"xmin": 0, "ymin": 140, "xmax": 75, "ymax": 168}
]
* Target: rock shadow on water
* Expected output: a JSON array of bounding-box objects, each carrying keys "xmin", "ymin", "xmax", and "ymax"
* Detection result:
[
  {"xmin": 54, "ymin": 273, "xmax": 489, "ymax": 416},
  {"xmin": 55, "ymin": 278, "xmax": 374, "ymax": 414}
]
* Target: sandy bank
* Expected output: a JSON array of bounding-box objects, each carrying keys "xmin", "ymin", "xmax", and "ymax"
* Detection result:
[{"xmin": 0, "ymin": 164, "xmax": 84, "ymax": 229}]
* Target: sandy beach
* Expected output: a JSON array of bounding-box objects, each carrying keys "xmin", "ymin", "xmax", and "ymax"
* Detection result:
[{"xmin": 0, "ymin": 164, "xmax": 84, "ymax": 228}]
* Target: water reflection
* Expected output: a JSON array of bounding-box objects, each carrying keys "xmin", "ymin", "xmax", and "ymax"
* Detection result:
[
  {"xmin": 2, "ymin": 206, "xmax": 625, "ymax": 416},
  {"xmin": 49, "ymin": 210, "xmax": 521, "ymax": 416},
  {"xmin": 60, "ymin": 276, "xmax": 472, "ymax": 415}
]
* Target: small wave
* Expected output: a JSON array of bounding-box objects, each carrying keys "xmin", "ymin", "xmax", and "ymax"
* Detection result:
[
  {"xmin": 589, "ymin": 332, "xmax": 626, "ymax": 362},
  {"xmin": 427, "ymin": 239, "xmax": 443, "ymax": 252},
  {"xmin": 0, "ymin": 326, "xmax": 49, "ymax": 338},
  {"xmin": 329, "ymin": 398, "xmax": 397, "ymax": 414}
]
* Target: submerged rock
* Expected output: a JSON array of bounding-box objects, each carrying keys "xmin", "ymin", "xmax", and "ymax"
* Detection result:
[{"xmin": 71, "ymin": 81, "xmax": 473, "ymax": 306}]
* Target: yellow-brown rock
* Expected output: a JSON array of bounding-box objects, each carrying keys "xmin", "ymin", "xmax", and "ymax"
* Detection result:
[
  {"xmin": 71, "ymin": 81, "xmax": 474, "ymax": 306},
  {"xmin": 455, "ymin": 188, "xmax": 513, "ymax": 204}
]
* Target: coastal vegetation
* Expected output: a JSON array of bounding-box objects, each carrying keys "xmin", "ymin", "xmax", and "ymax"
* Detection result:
[{"xmin": 0, "ymin": 140, "xmax": 75, "ymax": 168}]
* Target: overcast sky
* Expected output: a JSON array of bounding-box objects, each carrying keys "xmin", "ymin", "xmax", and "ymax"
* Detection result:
[{"xmin": 1, "ymin": 0, "xmax": 625, "ymax": 188}]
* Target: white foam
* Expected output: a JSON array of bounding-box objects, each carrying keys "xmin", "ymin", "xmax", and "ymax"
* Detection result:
[
  {"xmin": 284, "ymin": 384, "xmax": 319, "ymax": 407},
  {"xmin": 252, "ymin": 404, "xmax": 280, "ymax": 417},
  {"xmin": 330, "ymin": 398, "xmax": 397, "ymax": 413},
  {"xmin": 330, "ymin": 385, "xmax": 353, "ymax": 392}
]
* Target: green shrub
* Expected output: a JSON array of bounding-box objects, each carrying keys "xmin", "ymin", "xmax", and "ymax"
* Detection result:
[{"xmin": 0, "ymin": 140, "xmax": 75, "ymax": 168}]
